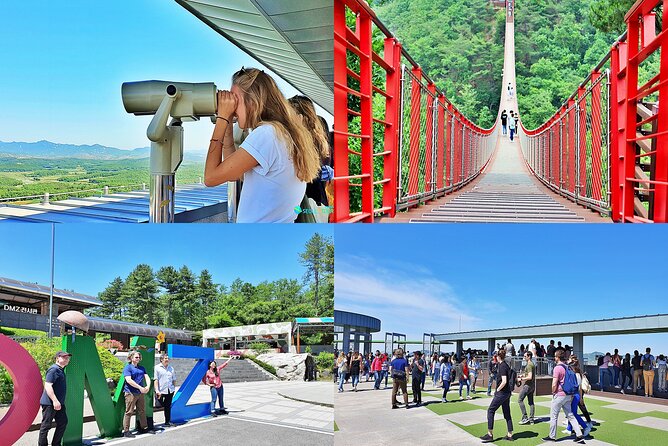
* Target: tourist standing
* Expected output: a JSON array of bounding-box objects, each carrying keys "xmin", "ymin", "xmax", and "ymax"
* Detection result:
[
  {"xmin": 487, "ymin": 353, "xmax": 499, "ymax": 396},
  {"xmin": 371, "ymin": 351, "xmax": 383, "ymax": 390},
  {"xmin": 501, "ymin": 110, "xmax": 508, "ymax": 135},
  {"xmin": 641, "ymin": 347, "xmax": 656, "ymax": 397},
  {"xmin": 411, "ymin": 351, "xmax": 425, "ymax": 405},
  {"xmin": 122, "ymin": 351, "xmax": 153, "ymax": 437},
  {"xmin": 154, "ymin": 353, "xmax": 177, "ymax": 427},
  {"xmin": 611, "ymin": 349, "xmax": 622, "ymax": 388},
  {"xmin": 518, "ymin": 351, "xmax": 536, "ymax": 425},
  {"xmin": 621, "ymin": 353, "xmax": 633, "ymax": 393},
  {"xmin": 598, "ymin": 352, "xmax": 612, "ymax": 392},
  {"xmin": 657, "ymin": 355, "xmax": 667, "ymax": 392},
  {"xmin": 38, "ymin": 351, "xmax": 72, "ymax": 446},
  {"xmin": 336, "ymin": 352, "xmax": 348, "ymax": 392},
  {"xmin": 390, "ymin": 349, "xmax": 410, "ymax": 409},
  {"xmin": 349, "ymin": 351, "xmax": 362, "ymax": 392},
  {"xmin": 205, "ymin": 358, "xmax": 232, "ymax": 416},
  {"xmin": 432, "ymin": 353, "xmax": 441, "ymax": 388},
  {"xmin": 480, "ymin": 349, "xmax": 514, "ymax": 443},
  {"xmin": 441, "ymin": 355, "xmax": 453, "ymax": 403},
  {"xmin": 632, "ymin": 350, "xmax": 643, "ymax": 393},
  {"xmin": 381, "ymin": 353, "xmax": 390, "ymax": 388},
  {"xmin": 469, "ymin": 356, "xmax": 481, "ymax": 393},
  {"xmin": 457, "ymin": 357, "xmax": 471, "ymax": 400},
  {"xmin": 542, "ymin": 350, "xmax": 584, "ymax": 444}
]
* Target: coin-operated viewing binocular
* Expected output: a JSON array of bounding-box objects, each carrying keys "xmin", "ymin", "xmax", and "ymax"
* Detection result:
[{"xmin": 121, "ymin": 81, "xmax": 217, "ymax": 223}]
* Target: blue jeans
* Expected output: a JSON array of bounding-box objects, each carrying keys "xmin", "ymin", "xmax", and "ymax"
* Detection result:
[
  {"xmin": 442, "ymin": 380, "xmax": 451, "ymax": 400},
  {"xmin": 502, "ymin": 124, "xmax": 507, "ymax": 135},
  {"xmin": 210, "ymin": 386, "xmax": 224, "ymax": 412},
  {"xmin": 567, "ymin": 393, "xmax": 587, "ymax": 431},
  {"xmin": 599, "ymin": 368, "xmax": 612, "ymax": 390},
  {"xmin": 374, "ymin": 371, "xmax": 382, "ymax": 389},
  {"xmin": 432, "ymin": 368, "xmax": 440, "ymax": 387},
  {"xmin": 612, "ymin": 366, "xmax": 620, "ymax": 386},
  {"xmin": 459, "ymin": 378, "xmax": 470, "ymax": 396},
  {"xmin": 338, "ymin": 373, "xmax": 345, "ymax": 391},
  {"xmin": 382, "ymin": 370, "xmax": 388, "ymax": 387},
  {"xmin": 487, "ymin": 373, "xmax": 496, "ymax": 394},
  {"xmin": 351, "ymin": 374, "xmax": 360, "ymax": 387},
  {"xmin": 510, "ymin": 128, "xmax": 515, "ymax": 141}
]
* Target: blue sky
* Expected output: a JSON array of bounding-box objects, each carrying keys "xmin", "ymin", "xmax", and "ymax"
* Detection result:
[
  {"xmin": 0, "ymin": 224, "xmax": 332, "ymax": 296},
  {"xmin": 0, "ymin": 0, "xmax": 331, "ymax": 151},
  {"xmin": 335, "ymin": 225, "xmax": 668, "ymax": 356}
]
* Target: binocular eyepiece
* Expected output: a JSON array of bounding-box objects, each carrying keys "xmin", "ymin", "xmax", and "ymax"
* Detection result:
[{"xmin": 121, "ymin": 80, "xmax": 217, "ymax": 121}]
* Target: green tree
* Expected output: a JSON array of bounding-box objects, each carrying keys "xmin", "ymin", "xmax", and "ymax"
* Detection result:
[
  {"xmin": 589, "ymin": 0, "xmax": 636, "ymax": 34},
  {"xmin": 93, "ymin": 277, "xmax": 124, "ymax": 319},
  {"xmin": 120, "ymin": 264, "xmax": 159, "ymax": 325},
  {"xmin": 156, "ymin": 266, "xmax": 179, "ymax": 326},
  {"xmin": 299, "ymin": 233, "xmax": 332, "ymax": 314}
]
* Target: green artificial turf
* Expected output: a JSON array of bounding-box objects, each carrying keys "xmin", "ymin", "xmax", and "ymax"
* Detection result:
[{"xmin": 427, "ymin": 394, "xmax": 668, "ymax": 445}]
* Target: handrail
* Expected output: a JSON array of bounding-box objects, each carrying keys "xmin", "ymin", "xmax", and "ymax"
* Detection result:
[
  {"xmin": 333, "ymin": 0, "xmax": 498, "ymax": 222},
  {"xmin": 520, "ymin": 0, "xmax": 667, "ymax": 222}
]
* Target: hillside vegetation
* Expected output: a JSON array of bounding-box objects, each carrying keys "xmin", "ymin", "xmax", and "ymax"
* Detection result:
[{"xmin": 371, "ymin": 0, "xmax": 618, "ymax": 129}]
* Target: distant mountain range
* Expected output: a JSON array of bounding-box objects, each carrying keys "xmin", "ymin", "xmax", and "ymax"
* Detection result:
[{"xmin": 0, "ymin": 140, "xmax": 206, "ymax": 161}]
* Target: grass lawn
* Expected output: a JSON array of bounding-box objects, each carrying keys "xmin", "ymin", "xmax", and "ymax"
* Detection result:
[{"xmin": 425, "ymin": 391, "xmax": 668, "ymax": 445}]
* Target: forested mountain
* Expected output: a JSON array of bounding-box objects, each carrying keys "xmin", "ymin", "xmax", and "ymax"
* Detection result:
[{"xmin": 370, "ymin": 0, "xmax": 620, "ymax": 129}]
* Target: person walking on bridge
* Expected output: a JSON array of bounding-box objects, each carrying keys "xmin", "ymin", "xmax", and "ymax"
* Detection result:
[
  {"xmin": 501, "ymin": 110, "xmax": 508, "ymax": 135},
  {"xmin": 480, "ymin": 349, "xmax": 514, "ymax": 443},
  {"xmin": 508, "ymin": 113, "xmax": 516, "ymax": 141}
]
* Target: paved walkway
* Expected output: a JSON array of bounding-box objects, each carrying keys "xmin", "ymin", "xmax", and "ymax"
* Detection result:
[
  {"xmin": 15, "ymin": 381, "xmax": 333, "ymax": 445},
  {"xmin": 335, "ymin": 379, "xmax": 481, "ymax": 445}
]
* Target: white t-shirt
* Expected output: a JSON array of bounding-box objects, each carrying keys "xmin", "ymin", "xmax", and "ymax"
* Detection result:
[{"xmin": 237, "ymin": 124, "xmax": 305, "ymax": 223}]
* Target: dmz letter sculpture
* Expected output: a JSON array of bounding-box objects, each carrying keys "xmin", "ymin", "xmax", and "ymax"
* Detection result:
[{"xmin": 0, "ymin": 333, "xmax": 214, "ymax": 445}]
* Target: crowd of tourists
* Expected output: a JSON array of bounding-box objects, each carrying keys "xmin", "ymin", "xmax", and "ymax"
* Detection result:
[{"xmin": 335, "ymin": 339, "xmax": 667, "ymax": 444}]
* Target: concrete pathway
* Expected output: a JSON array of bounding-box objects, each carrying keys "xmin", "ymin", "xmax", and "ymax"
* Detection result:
[{"xmin": 14, "ymin": 381, "xmax": 333, "ymax": 445}]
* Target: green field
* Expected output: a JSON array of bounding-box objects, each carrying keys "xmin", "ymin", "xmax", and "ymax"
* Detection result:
[{"xmin": 0, "ymin": 157, "xmax": 205, "ymax": 201}]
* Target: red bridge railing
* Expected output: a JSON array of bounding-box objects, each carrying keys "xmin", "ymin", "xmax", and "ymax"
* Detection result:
[
  {"xmin": 333, "ymin": 0, "xmax": 496, "ymax": 223},
  {"xmin": 521, "ymin": 0, "xmax": 668, "ymax": 222}
]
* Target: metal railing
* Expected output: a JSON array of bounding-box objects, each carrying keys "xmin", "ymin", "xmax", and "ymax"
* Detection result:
[
  {"xmin": 333, "ymin": 0, "xmax": 495, "ymax": 222},
  {"xmin": 521, "ymin": 0, "xmax": 668, "ymax": 222}
]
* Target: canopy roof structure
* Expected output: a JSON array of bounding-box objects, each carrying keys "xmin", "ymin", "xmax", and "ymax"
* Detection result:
[
  {"xmin": 294, "ymin": 317, "xmax": 334, "ymax": 335},
  {"xmin": 175, "ymin": 0, "xmax": 333, "ymax": 114},
  {"xmin": 0, "ymin": 276, "xmax": 101, "ymax": 307},
  {"xmin": 86, "ymin": 316, "xmax": 193, "ymax": 341}
]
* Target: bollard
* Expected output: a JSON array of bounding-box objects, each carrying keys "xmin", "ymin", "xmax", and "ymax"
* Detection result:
[
  {"xmin": 43, "ymin": 192, "xmax": 49, "ymax": 205},
  {"xmin": 103, "ymin": 186, "xmax": 109, "ymax": 195}
]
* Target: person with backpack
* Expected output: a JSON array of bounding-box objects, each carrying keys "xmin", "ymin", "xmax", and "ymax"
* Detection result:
[
  {"xmin": 480, "ymin": 349, "xmax": 514, "ymax": 443},
  {"xmin": 640, "ymin": 347, "xmax": 656, "ymax": 397},
  {"xmin": 390, "ymin": 348, "xmax": 410, "ymax": 409},
  {"xmin": 518, "ymin": 351, "xmax": 536, "ymax": 425},
  {"xmin": 440, "ymin": 355, "xmax": 452, "ymax": 402},
  {"xmin": 542, "ymin": 350, "xmax": 585, "ymax": 444},
  {"xmin": 487, "ymin": 353, "xmax": 499, "ymax": 396}
]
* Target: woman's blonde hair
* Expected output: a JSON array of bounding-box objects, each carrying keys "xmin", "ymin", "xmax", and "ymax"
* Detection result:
[
  {"xmin": 232, "ymin": 68, "xmax": 320, "ymax": 182},
  {"xmin": 288, "ymin": 95, "xmax": 330, "ymax": 163}
]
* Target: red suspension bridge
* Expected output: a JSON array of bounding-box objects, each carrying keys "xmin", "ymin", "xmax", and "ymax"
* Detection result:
[{"xmin": 332, "ymin": 0, "xmax": 668, "ymax": 223}]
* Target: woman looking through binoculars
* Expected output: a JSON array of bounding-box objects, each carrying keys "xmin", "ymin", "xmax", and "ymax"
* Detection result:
[{"xmin": 204, "ymin": 67, "xmax": 321, "ymax": 223}]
